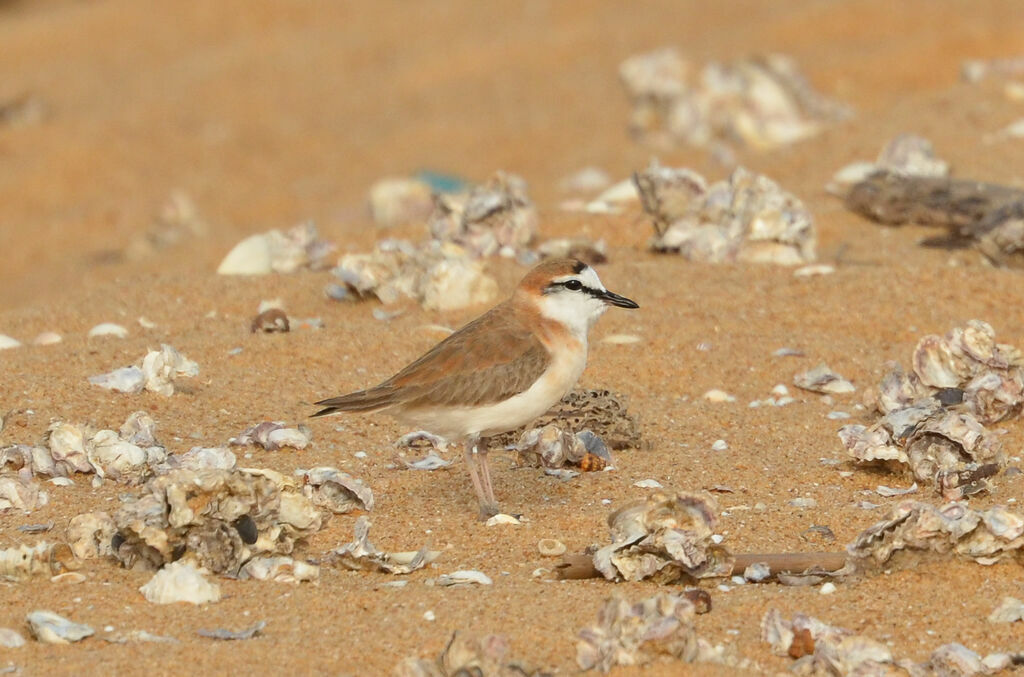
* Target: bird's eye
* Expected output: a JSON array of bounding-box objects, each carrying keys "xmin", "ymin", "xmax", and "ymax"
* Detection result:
[{"xmin": 563, "ymin": 279, "xmax": 583, "ymax": 291}]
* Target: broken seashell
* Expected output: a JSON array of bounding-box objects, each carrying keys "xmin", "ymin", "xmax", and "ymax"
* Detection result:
[
  {"xmin": 88, "ymin": 322, "xmax": 128, "ymax": 339},
  {"xmin": 301, "ymin": 466, "xmax": 373, "ymax": 513},
  {"xmin": 139, "ymin": 561, "xmax": 222, "ymax": 605},
  {"xmin": 0, "ymin": 542, "xmax": 75, "ymax": 581},
  {"xmin": 33, "ymin": 332, "xmax": 62, "ymax": 346},
  {"xmin": 794, "ymin": 363, "xmax": 855, "ymax": 394},
  {"xmin": 988, "ymin": 596, "xmax": 1024, "ymax": 623},
  {"xmin": 0, "ymin": 627, "xmax": 25, "ymax": 648},
  {"xmin": 163, "ymin": 446, "xmax": 237, "ymax": 471},
  {"xmin": 230, "ymin": 421, "xmax": 311, "ymax": 451},
  {"xmin": 238, "ymin": 556, "xmax": 319, "ymax": 583},
  {"xmin": 0, "ymin": 475, "xmax": 48, "ymax": 513},
  {"xmin": 90, "ymin": 344, "xmax": 199, "ymax": 396},
  {"xmin": 67, "ymin": 511, "xmax": 116, "ymax": 559},
  {"xmin": 26, "ymin": 610, "xmax": 93, "ymax": 644},
  {"xmin": 0, "ymin": 334, "xmax": 20, "ymax": 350},
  {"xmin": 89, "ymin": 366, "xmax": 145, "ymax": 393},
  {"xmin": 427, "ymin": 171, "xmax": 538, "ymax": 258},
  {"xmin": 395, "ymin": 631, "xmax": 546, "ymax": 677},
  {"xmin": 103, "ymin": 629, "xmax": 178, "ymax": 644},
  {"xmin": 218, "ymin": 222, "xmax": 334, "ymax": 275},
  {"xmin": 326, "ymin": 516, "xmax": 439, "ymax": 574},
  {"xmin": 398, "ymin": 451, "xmax": 452, "ymax": 471},
  {"xmin": 436, "ymin": 570, "xmax": 492, "ymax": 586}
]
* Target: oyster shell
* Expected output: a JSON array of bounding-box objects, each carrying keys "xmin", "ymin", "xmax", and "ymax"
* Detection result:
[
  {"xmin": 230, "ymin": 422, "xmax": 311, "ymax": 451},
  {"xmin": 26, "ymin": 610, "xmax": 93, "ymax": 644},
  {"xmin": 427, "ymin": 171, "xmax": 537, "ymax": 257},
  {"xmin": 238, "ymin": 556, "xmax": 319, "ymax": 583},
  {"xmin": 591, "ymin": 491, "xmax": 734, "ymax": 584},
  {"xmin": 301, "ymin": 466, "xmax": 373, "ymax": 513},
  {"xmin": 636, "ymin": 162, "xmax": 816, "ymax": 265},
  {"xmin": 139, "ymin": 560, "xmax": 222, "ymax": 604},
  {"xmin": 66, "ymin": 511, "xmax": 116, "ymax": 559}
]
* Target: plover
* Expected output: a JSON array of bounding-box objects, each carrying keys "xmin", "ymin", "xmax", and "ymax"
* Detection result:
[{"xmin": 313, "ymin": 258, "xmax": 638, "ymax": 517}]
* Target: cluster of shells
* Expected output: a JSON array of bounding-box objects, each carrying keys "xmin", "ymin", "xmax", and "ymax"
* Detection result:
[
  {"xmin": 839, "ymin": 320, "xmax": 1022, "ymax": 498},
  {"xmin": 589, "ymin": 491, "xmax": 733, "ymax": 584},
  {"xmin": 619, "ymin": 48, "xmax": 851, "ymax": 151},
  {"xmin": 333, "ymin": 171, "xmax": 538, "ymax": 311},
  {"xmin": 762, "ymin": 608, "xmax": 1022, "ymax": 675},
  {"xmin": 634, "ymin": 161, "xmax": 816, "ymax": 265}
]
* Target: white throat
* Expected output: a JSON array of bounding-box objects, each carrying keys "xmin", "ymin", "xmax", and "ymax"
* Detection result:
[{"xmin": 535, "ymin": 267, "xmax": 609, "ymax": 342}]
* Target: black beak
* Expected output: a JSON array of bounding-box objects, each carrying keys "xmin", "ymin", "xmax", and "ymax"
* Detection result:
[{"xmin": 600, "ymin": 289, "xmax": 639, "ymax": 309}]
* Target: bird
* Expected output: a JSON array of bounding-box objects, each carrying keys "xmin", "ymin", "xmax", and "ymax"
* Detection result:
[{"xmin": 312, "ymin": 257, "xmax": 639, "ymax": 518}]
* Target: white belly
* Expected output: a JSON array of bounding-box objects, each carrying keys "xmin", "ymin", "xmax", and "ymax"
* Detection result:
[{"xmin": 394, "ymin": 347, "xmax": 587, "ymax": 439}]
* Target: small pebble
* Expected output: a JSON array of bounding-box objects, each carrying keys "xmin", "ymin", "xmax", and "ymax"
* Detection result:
[
  {"xmin": 703, "ymin": 389, "xmax": 736, "ymax": 403},
  {"xmin": 744, "ymin": 562, "xmax": 771, "ymax": 582},
  {"xmin": 354, "ymin": 451, "xmax": 367, "ymax": 459},
  {"xmin": 773, "ymin": 347, "xmax": 804, "ymax": 357},
  {"xmin": 485, "ymin": 514, "xmax": 521, "ymax": 527},
  {"xmin": 633, "ymin": 479, "xmax": 662, "ymax": 489},
  {"xmin": 711, "ymin": 440, "xmax": 728, "ymax": 451},
  {"xmin": 711, "ymin": 534, "xmax": 724, "ymax": 544},
  {"xmin": 601, "ymin": 334, "xmax": 642, "ymax": 345},
  {"xmin": 826, "ymin": 411, "xmax": 850, "ymax": 420},
  {"xmin": 730, "ymin": 575, "xmax": 745, "ymax": 585},
  {"xmin": 820, "ymin": 582, "xmax": 837, "ymax": 595},
  {"xmin": 0, "ymin": 628, "xmax": 25, "ymax": 648},
  {"xmin": 423, "ymin": 610, "xmax": 435, "ymax": 622},
  {"xmin": 770, "ymin": 384, "xmax": 789, "ymax": 397},
  {"xmin": 227, "ymin": 347, "xmax": 243, "ymax": 356},
  {"xmin": 0, "ymin": 335, "xmax": 21, "ymax": 350},
  {"xmin": 138, "ymin": 317, "xmax": 156, "ymax": 329}
]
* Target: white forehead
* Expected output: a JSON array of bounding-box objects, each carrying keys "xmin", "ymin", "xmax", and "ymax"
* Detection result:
[{"xmin": 553, "ymin": 266, "xmax": 606, "ymax": 291}]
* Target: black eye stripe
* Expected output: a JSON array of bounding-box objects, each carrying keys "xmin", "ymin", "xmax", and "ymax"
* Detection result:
[{"xmin": 543, "ymin": 280, "xmax": 604, "ymax": 298}]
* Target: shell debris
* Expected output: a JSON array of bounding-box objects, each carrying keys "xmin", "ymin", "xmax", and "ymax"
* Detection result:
[
  {"xmin": 576, "ymin": 593, "xmax": 725, "ymax": 672},
  {"xmin": 828, "ymin": 133, "xmax": 950, "ymax": 195},
  {"xmin": 793, "ymin": 363, "xmax": 855, "ymax": 394},
  {"xmin": 88, "ymin": 322, "xmax": 128, "ymax": 339},
  {"xmin": 848, "ymin": 500, "xmax": 1024, "ymax": 569},
  {"xmin": 619, "ymin": 48, "xmax": 850, "ymax": 151},
  {"xmin": 436, "ymin": 570, "xmax": 493, "ymax": 586},
  {"xmin": 229, "ymin": 421, "xmax": 311, "ymax": 451},
  {"xmin": 762, "ymin": 608, "xmax": 1022, "ymax": 675},
  {"xmin": 841, "ymin": 320, "xmax": 1020, "ymax": 498},
  {"xmin": 26, "ymin": 610, "xmax": 93, "ymax": 645},
  {"xmin": 238, "ymin": 556, "xmax": 319, "ymax": 584},
  {"xmin": 427, "ymin": 171, "xmax": 537, "ymax": 258},
  {"xmin": 301, "ymin": 466, "xmax": 373, "ymax": 513},
  {"xmin": 89, "ymin": 344, "xmax": 199, "ymax": 396},
  {"xmin": 0, "ymin": 475, "xmax": 48, "ymax": 513},
  {"xmin": 494, "ymin": 388, "xmax": 641, "ymax": 452},
  {"xmin": 636, "ymin": 162, "xmax": 816, "ymax": 265},
  {"xmin": 591, "ymin": 491, "xmax": 734, "ymax": 584},
  {"xmin": 217, "ymin": 222, "xmax": 334, "ymax": 275},
  {"xmin": 111, "ymin": 467, "xmax": 326, "ymax": 574},
  {"xmin": 368, "ymin": 176, "xmax": 435, "ymax": 228},
  {"xmin": 326, "ymin": 516, "xmax": 439, "ymax": 575},
  {"xmin": 513, "ymin": 425, "xmax": 612, "ymax": 473},
  {"xmin": 0, "ymin": 542, "xmax": 75, "ymax": 581}
]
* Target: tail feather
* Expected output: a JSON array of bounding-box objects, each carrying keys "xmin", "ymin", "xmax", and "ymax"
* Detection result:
[{"xmin": 311, "ymin": 387, "xmax": 396, "ymax": 418}]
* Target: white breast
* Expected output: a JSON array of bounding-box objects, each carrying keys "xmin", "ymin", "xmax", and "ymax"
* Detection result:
[{"xmin": 395, "ymin": 344, "xmax": 588, "ymax": 439}]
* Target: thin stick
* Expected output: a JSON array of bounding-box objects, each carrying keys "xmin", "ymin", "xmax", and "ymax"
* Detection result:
[{"xmin": 554, "ymin": 551, "xmax": 849, "ymax": 581}]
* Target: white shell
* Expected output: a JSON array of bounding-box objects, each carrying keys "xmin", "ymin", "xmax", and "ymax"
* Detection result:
[
  {"xmin": 88, "ymin": 323, "xmax": 128, "ymax": 338},
  {"xmin": 484, "ymin": 514, "xmax": 521, "ymax": 526},
  {"xmin": 32, "ymin": 331, "xmax": 62, "ymax": 345},
  {"xmin": 89, "ymin": 366, "xmax": 145, "ymax": 393},
  {"xmin": 217, "ymin": 234, "xmax": 273, "ymax": 275},
  {"xmin": 0, "ymin": 627, "xmax": 25, "ymax": 648},
  {"xmin": 0, "ymin": 334, "xmax": 22, "ymax": 350},
  {"xmin": 437, "ymin": 570, "xmax": 493, "ymax": 586},
  {"xmin": 26, "ymin": 611, "xmax": 94, "ymax": 644},
  {"xmin": 139, "ymin": 561, "xmax": 221, "ymax": 605}
]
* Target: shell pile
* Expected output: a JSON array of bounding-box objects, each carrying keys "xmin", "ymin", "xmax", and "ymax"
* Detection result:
[
  {"xmin": 110, "ymin": 467, "xmax": 326, "ymax": 574},
  {"xmin": 848, "ymin": 500, "xmax": 1024, "ymax": 569},
  {"xmin": 840, "ymin": 320, "xmax": 1022, "ymax": 498},
  {"xmin": 331, "ymin": 238, "xmax": 499, "ymax": 311},
  {"xmin": 0, "ymin": 412, "xmax": 167, "ymax": 484},
  {"xmin": 576, "ymin": 593, "xmax": 722, "ymax": 672},
  {"xmin": 619, "ymin": 48, "xmax": 850, "ymax": 151},
  {"xmin": 591, "ymin": 491, "xmax": 733, "ymax": 584},
  {"xmin": 635, "ymin": 162, "xmax": 816, "ymax": 265},
  {"xmin": 88, "ymin": 344, "xmax": 199, "ymax": 396},
  {"xmin": 762, "ymin": 608, "xmax": 1023, "ymax": 675},
  {"xmin": 427, "ymin": 171, "xmax": 538, "ymax": 258},
  {"xmin": 217, "ymin": 222, "xmax": 335, "ymax": 275},
  {"xmin": 513, "ymin": 425, "xmax": 612, "ymax": 473}
]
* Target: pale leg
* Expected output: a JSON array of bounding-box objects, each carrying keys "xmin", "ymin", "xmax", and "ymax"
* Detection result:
[
  {"xmin": 464, "ymin": 435, "xmax": 499, "ymax": 518},
  {"xmin": 477, "ymin": 437, "xmax": 498, "ymax": 512}
]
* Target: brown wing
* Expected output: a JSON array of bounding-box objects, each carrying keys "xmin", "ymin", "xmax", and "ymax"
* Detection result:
[{"xmin": 312, "ymin": 303, "xmax": 551, "ymax": 416}]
